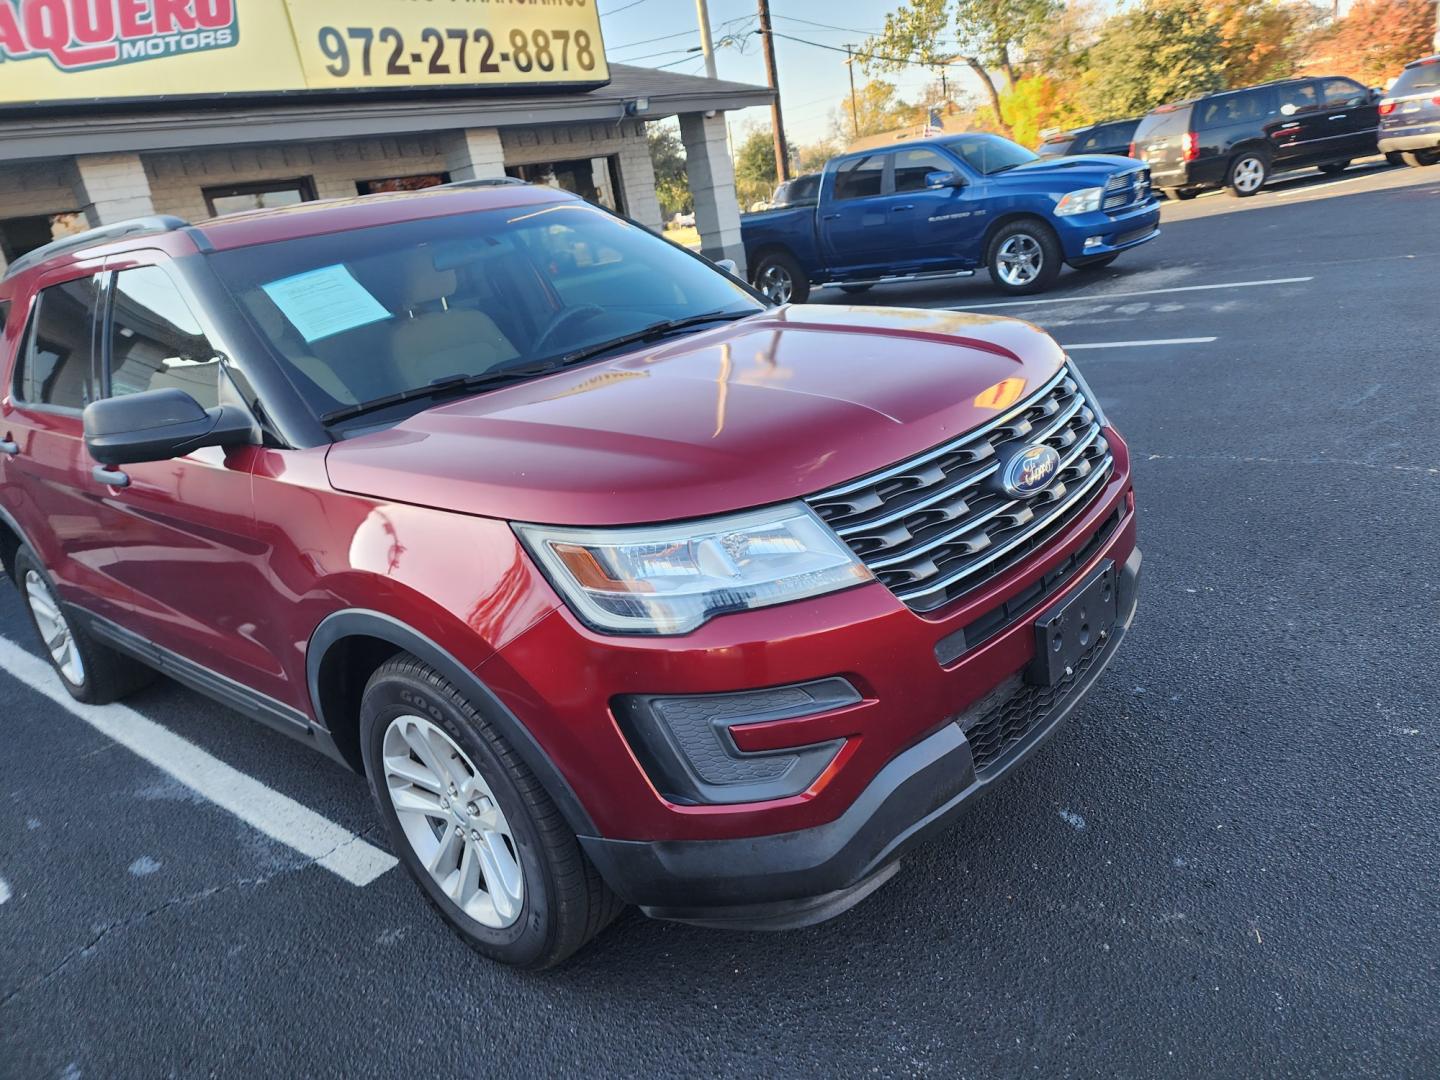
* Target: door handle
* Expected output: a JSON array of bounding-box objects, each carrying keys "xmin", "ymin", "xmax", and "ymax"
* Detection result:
[
  {"xmin": 890, "ymin": 204, "xmax": 915, "ymax": 211},
  {"xmin": 821, "ymin": 213, "xmax": 841, "ymax": 220},
  {"xmin": 92, "ymin": 465, "xmax": 130, "ymax": 488},
  {"xmin": 1328, "ymin": 114, "xmax": 1347, "ymax": 120},
  {"xmin": 0, "ymin": 438, "xmax": 17, "ymax": 456}
]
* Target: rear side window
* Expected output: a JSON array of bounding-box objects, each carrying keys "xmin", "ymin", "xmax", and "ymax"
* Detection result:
[
  {"xmin": 1391, "ymin": 61, "xmax": 1440, "ymax": 95},
  {"xmin": 1198, "ymin": 89, "xmax": 1269, "ymax": 129},
  {"xmin": 1132, "ymin": 105, "xmax": 1193, "ymax": 142},
  {"xmin": 107, "ymin": 266, "xmax": 223, "ymax": 410},
  {"xmin": 1320, "ymin": 78, "xmax": 1368, "ymax": 108},
  {"xmin": 833, "ymin": 155, "xmax": 885, "ymax": 201},
  {"xmin": 16, "ymin": 277, "xmax": 100, "ymax": 410}
]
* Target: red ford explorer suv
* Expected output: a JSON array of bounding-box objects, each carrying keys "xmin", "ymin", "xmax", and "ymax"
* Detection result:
[{"xmin": 0, "ymin": 185, "xmax": 1139, "ymax": 967}]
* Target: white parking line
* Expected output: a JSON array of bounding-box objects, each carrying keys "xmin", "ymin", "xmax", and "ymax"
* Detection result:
[
  {"xmin": 0, "ymin": 637, "xmax": 397, "ymax": 887},
  {"xmin": 955, "ymin": 276, "xmax": 1313, "ymax": 310},
  {"xmin": 1065, "ymin": 337, "xmax": 1217, "ymax": 350},
  {"xmin": 0, "ymin": 876, "xmax": 10, "ymax": 905}
]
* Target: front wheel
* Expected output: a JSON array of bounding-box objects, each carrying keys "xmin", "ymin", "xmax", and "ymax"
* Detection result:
[
  {"xmin": 1400, "ymin": 150, "xmax": 1439, "ymax": 167},
  {"xmin": 987, "ymin": 221, "xmax": 1062, "ymax": 295},
  {"xmin": 751, "ymin": 251, "xmax": 810, "ymax": 304},
  {"xmin": 1385, "ymin": 151, "xmax": 1406, "ymax": 166},
  {"xmin": 14, "ymin": 546, "xmax": 154, "ymax": 704},
  {"xmin": 1226, "ymin": 152, "xmax": 1268, "ymax": 197},
  {"xmin": 361, "ymin": 655, "xmax": 623, "ymax": 969}
]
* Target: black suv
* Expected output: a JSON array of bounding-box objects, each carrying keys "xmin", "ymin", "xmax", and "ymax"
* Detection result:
[
  {"xmin": 1133, "ymin": 77, "xmax": 1381, "ymax": 198},
  {"xmin": 1037, "ymin": 118, "xmax": 1142, "ymax": 159}
]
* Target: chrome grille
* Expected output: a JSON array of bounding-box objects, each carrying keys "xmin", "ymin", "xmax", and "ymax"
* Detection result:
[
  {"xmin": 1103, "ymin": 168, "xmax": 1150, "ymax": 211},
  {"xmin": 806, "ymin": 366, "xmax": 1114, "ymax": 613}
]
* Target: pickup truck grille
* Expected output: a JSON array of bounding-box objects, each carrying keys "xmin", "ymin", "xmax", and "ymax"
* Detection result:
[
  {"xmin": 805, "ymin": 366, "xmax": 1114, "ymax": 614},
  {"xmin": 1103, "ymin": 168, "xmax": 1151, "ymax": 211}
]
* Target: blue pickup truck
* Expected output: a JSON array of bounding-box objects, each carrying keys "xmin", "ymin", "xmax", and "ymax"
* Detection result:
[{"xmin": 741, "ymin": 133, "xmax": 1161, "ymax": 301}]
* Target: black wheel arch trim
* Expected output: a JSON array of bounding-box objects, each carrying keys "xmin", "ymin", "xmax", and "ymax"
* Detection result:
[
  {"xmin": 306, "ymin": 609, "xmax": 597, "ymax": 836},
  {"xmin": 0, "ymin": 502, "xmax": 39, "ymax": 583}
]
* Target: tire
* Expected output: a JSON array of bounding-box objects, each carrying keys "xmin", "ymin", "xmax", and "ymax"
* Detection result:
[
  {"xmin": 986, "ymin": 220, "xmax": 1062, "ymax": 295},
  {"xmin": 1318, "ymin": 160, "xmax": 1350, "ymax": 175},
  {"xmin": 1069, "ymin": 253, "xmax": 1119, "ymax": 272},
  {"xmin": 1400, "ymin": 150, "xmax": 1439, "ymax": 167},
  {"xmin": 1172, "ymin": 187, "xmax": 1201, "ymax": 201},
  {"xmin": 1385, "ymin": 151, "xmax": 1405, "ymax": 166},
  {"xmin": 14, "ymin": 546, "xmax": 155, "ymax": 705},
  {"xmin": 1226, "ymin": 151, "xmax": 1269, "ymax": 197},
  {"xmin": 751, "ymin": 250, "xmax": 810, "ymax": 304},
  {"xmin": 361, "ymin": 655, "xmax": 623, "ymax": 969},
  {"xmin": 839, "ymin": 283, "xmax": 873, "ymax": 295}
]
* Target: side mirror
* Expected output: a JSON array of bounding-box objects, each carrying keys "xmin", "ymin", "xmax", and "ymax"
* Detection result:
[
  {"xmin": 714, "ymin": 258, "xmax": 739, "ymax": 277},
  {"xmin": 84, "ymin": 388, "xmax": 254, "ymax": 467},
  {"xmin": 925, "ymin": 170, "xmax": 964, "ymax": 189}
]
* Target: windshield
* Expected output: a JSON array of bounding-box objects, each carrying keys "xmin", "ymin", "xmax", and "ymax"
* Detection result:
[
  {"xmin": 941, "ymin": 134, "xmax": 1039, "ymax": 174},
  {"xmin": 1392, "ymin": 62, "xmax": 1440, "ymax": 95},
  {"xmin": 207, "ymin": 201, "xmax": 762, "ymax": 422}
]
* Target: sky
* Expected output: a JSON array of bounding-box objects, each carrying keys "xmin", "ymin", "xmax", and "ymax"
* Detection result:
[
  {"xmin": 596, "ymin": 0, "xmax": 979, "ymax": 147},
  {"xmin": 597, "ymin": 1, "xmax": 1360, "ymax": 149}
]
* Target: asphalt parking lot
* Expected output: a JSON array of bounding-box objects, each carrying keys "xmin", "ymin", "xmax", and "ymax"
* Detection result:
[{"xmin": 3, "ymin": 161, "xmax": 1438, "ymax": 1078}]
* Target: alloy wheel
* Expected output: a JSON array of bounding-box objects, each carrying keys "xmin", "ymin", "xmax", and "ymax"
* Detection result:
[
  {"xmin": 382, "ymin": 715, "xmax": 525, "ymax": 929},
  {"xmin": 24, "ymin": 571, "xmax": 84, "ymax": 686},
  {"xmin": 1233, "ymin": 157, "xmax": 1265, "ymax": 193},
  {"xmin": 757, "ymin": 264, "xmax": 793, "ymax": 303},
  {"xmin": 996, "ymin": 234, "xmax": 1043, "ymax": 287}
]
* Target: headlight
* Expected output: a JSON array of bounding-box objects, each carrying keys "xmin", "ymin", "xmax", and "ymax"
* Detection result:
[
  {"xmin": 1055, "ymin": 186, "xmax": 1104, "ymax": 216},
  {"xmin": 514, "ymin": 504, "xmax": 872, "ymax": 634}
]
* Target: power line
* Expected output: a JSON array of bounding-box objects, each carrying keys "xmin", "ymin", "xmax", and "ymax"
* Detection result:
[
  {"xmin": 608, "ymin": 28, "xmax": 701, "ymax": 52},
  {"xmin": 615, "ymin": 44, "xmax": 700, "ymax": 62},
  {"xmin": 599, "ymin": 0, "xmax": 650, "ymax": 16},
  {"xmin": 760, "ymin": 29, "xmax": 975, "ymax": 71},
  {"xmin": 771, "ymin": 14, "xmax": 886, "ymax": 35}
]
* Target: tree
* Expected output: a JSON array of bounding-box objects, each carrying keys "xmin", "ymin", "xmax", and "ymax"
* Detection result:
[
  {"xmin": 1203, "ymin": 0, "xmax": 1309, "ymax": 87},
  {"xmin": 1080, "ymin": 0, "xmax": 1226, "ymax": 121},
  {"xmin": 734, "ymin": 126, "xmax": 786, "ymax": 209},
  {"xmin": 646, "ymin": 124, "xmax": 691, "ymax": 218},
  {"xmin": 859, "ymin": 0, "xmax": 1061, "ymax": 136},
  {"xmin": 1305, "ymin": 0, "xmax": 1437, "ymax": 86},
  {"xmin": 830, "ymin": 80, "xmax": 918, "ymax": 142},
  {"xmin": 1002, "ymin": 75, "xmax": 1092, "ymax": 148}
]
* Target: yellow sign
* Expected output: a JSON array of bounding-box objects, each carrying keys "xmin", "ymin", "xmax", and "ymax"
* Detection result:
[{"xmin": 0, "ymin": 0, "xmax": 609, "ymax": 108}]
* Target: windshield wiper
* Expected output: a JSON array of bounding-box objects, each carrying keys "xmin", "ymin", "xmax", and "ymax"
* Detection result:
[
  {"xmin": 320, "ymin": 362, "xmax": 562, "ymax": 424},
  {"xmin": 320, "ymin": 310, "xmax": 757, "ymax": 426},
  {"xmin": 549, "ymin": 309, "xmax": 757, "ymax": 367}
]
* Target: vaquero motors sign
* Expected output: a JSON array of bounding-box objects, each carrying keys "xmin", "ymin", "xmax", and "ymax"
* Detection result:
[
  {"xmin": 0, "ymin": 0, "xmax": 609, "ymax": 109},
  {"xmin": 0, "ymin": 0, "xmax": 237, "ymax": 71}
]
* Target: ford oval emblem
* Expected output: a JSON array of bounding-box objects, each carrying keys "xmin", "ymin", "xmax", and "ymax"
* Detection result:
[{"xmin": 1001, "ymin": 444, "xmax": 1061, "ymax": 498}]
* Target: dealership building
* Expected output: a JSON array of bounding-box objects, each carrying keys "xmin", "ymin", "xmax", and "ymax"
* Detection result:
[{"xmin": 0, "ymin": 1, "xmax": 771, "ymax": 274}]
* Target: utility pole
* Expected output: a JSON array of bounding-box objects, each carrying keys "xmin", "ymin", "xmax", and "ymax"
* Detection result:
[
  {"xmin": 694, "ymin": 0, "xmax": 717, "ymax": 80},
  {"xmin": 844, "ymin": 45, "xmax": 860, "ymax": 140},
  {"xmin": 756, "ymin": 0, "xmax": 790, "ymax": 181}
]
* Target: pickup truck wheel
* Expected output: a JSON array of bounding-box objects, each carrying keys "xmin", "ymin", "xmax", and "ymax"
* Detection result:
[
  {"xmin": 987, "ymin": 222, "xmax": 1061, "ymax": 294},
  {"xmin": 14, "ymin": 546, "xmax": 154, "ymax": 704},
  {"xmin": 1226, "ymin": 151, "xmax": 1268, "ymax": 196},
  {"xmin": 752, "ymin": 252, "xmax": 809, "ymax": 304},
  {"xmin": 361, "ymin": 655, "xmax": 623, "ymax": 969}
]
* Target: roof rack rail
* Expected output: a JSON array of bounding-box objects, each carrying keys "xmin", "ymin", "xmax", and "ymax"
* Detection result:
[
  {"xmin": 437, "ymin": 177, "xmax": 528, "ymax": 189},
  {"xmin": 2, "ymin": 215, "xmax": 191, "ymax": 281}
]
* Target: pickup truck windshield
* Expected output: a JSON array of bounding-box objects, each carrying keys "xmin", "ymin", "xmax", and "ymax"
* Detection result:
[
  {"xmin": 207, "ymin": 202, "xmax": 761, "ymax": 422},
  {"xmin": 941, "ymin": 134, "xmax": 1040, "ymax": 174}
]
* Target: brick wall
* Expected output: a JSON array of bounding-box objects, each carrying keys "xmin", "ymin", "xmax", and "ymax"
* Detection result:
[{"xmin": 0, "ymin": 160, "xmax": 83, "ymax": 219}]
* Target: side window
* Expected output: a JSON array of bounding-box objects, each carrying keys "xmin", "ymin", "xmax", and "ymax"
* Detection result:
[
  {"xmin": 16, "ymin": 277, "xmax": 100, "ymax": 410},
  {"xmin": 1070, "ymin": 130, "xmax": 1098, "ymax": 153},
  {"xmin": 833, "ymin": 155, "xmax": 886, "ymax": 201},
  {"xmin": 1321, "ymin": 78, "xmax": 1367, "ymax": 108},
  {"xmin": 107, "ymin": 266, "xmax": 223, "ymax": 410},
  {"xmin": 1279, "ymin": 82, "xmax": 1319, "ymax": 114},
  {"xmin": 894, "ymin": 148, "xmax": 955, "ymax": 192}
]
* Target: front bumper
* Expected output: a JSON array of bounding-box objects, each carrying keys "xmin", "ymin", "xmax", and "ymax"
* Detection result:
[
  {"xmin": 1056, "ymin": 201, "xmax": 1161, "ymax": 262},
  {"xmin": 581, "ymin": 545, "xmax": 1141, "ymax": 929}
]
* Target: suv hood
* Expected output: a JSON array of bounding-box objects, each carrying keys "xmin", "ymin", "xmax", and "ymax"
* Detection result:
[{"xmin": 325, "ymin": 306, "xmax": 1067, "ymax": 526}]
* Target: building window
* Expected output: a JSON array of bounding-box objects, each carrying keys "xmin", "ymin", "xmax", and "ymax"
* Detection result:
[
  {"xmin": 505, "ymin": 156, "xmax": 625, "ymax": 214},
  {"xmin": 0, "ymin": 211, "xmax": 89, "ymax": 263},
  {"xmin": 357, "ymin": 173, "xmax": 451, "ymax": 195},
  {"xmin": 204, "ymin": 177, "xmax": 318, "ymax": 217}
]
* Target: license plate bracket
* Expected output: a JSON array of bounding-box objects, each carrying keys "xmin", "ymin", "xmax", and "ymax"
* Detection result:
[{"xmin": 1027, "ymin": 561, "xmax": 1117, "ymax": 687}]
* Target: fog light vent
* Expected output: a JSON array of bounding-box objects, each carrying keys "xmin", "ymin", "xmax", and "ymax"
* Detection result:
[{"xmin": 614, "ymin": 679, "xmax": 858, "ymax": 805}]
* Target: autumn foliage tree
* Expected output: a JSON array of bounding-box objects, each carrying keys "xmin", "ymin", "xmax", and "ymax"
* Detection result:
[{"xmin": 1306, "ymin": 0, "xmax": 1437, "ymax": 86}]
